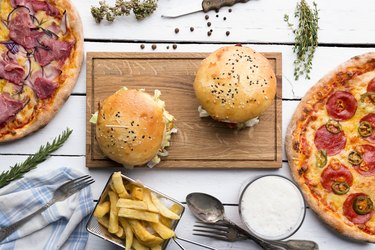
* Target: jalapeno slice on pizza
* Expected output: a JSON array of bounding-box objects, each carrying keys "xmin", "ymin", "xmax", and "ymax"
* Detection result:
[{"xmin": 344, "ymin": 193, "xmax": 374, "ymax": 224}]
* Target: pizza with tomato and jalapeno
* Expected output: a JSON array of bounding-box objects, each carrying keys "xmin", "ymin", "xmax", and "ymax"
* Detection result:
[
  {"xmin": 286, "ymin": 52, "xmax": 375, "ymax": 242},
  {"xmin": 0, "ymin": 0, "xmax": 83, "ymax": 142}
]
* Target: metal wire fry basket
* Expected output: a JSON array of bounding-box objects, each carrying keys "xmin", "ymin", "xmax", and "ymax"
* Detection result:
[{"xmin": 86, "ymin": 173, "xmax": 185, "ymax": 249}]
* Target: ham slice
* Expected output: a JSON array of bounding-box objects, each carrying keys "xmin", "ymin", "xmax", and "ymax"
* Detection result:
[
  {"xmin": 0, "ymin": 93, "xmax": 25, "ymax": 126},
  {"xmin": 34, "ymin": 36, "xmax": 74, "ymax": 66},
  {"xmin": 33, "ymin": 77, "xmax": 58, "ymax": 99},
  {"xmin": 9, "ymin": 8, "xmax": 43, "ymax": 50},
  {"xmin": 0, "ymin": 53, "xmax": 25, "ymax": 85},
  {"xmin": 11, "ymin": 0, "xmax": 60, "ymax": 16}
]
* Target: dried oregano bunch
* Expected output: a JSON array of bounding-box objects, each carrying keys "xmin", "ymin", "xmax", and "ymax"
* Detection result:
[
  {"xmin": 284, "ymin": 0, "xmax": 319, "ymax": 80},
  {"xmin": 91, "ymin": 0, "xmax": 158, "ymax": 23}
]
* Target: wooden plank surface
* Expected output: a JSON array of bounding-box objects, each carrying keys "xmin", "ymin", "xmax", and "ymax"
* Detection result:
[
  {"xmin": 86, "ymin": 52, "xmax": 282, "ymax": 168},
  {"xmin": 79, "ymin": 0, "xmax": 375, "ymax": 44}
]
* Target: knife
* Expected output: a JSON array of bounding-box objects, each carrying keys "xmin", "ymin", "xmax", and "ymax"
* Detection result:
[{"xmin": 161, "ymin": 0, "xmax": 250, "ymax": 18}]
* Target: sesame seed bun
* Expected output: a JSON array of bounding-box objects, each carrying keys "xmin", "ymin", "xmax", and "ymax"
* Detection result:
[
  {"xmin": 95, "ymin": 88, "xmax": 166, "ymax": 166},
  {"xmin": 193, "ymin": 46, "xmax": 276, "ymax": 123}
]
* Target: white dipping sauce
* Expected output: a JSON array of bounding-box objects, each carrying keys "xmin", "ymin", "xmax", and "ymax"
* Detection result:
[{"xmin": 240, "ymin": 176, "xmax": 305, "ymax": 240}]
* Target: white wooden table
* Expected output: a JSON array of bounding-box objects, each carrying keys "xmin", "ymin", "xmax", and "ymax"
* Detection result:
[{"xmin": 1, "ymin": 0, "xmax": 375, "ymax": 249}]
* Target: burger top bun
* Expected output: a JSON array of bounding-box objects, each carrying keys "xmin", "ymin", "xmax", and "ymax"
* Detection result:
[
  {"xmin": 193, "ymin": 46, "xmax": 277, "ymax": 123},
  {"xmin": 95, "ymin": 88, "xmax": 165, "ymax": 166}
]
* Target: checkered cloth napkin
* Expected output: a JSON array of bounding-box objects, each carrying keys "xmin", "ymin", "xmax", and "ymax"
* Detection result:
[{"xmin": 0, "ymin": 167, "xmax": 94, "ymax": 250}]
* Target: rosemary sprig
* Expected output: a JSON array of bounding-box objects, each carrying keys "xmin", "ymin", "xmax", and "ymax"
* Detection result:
[
  {"xmin": 91, "ymin": 0, "xmax": 158, "ymax": 23},
  {"xmin": 0, "ymin": 128, "xmax": 73, "ymax": 188},
  {"xmin": 284, "ymin": 0, "xmax": 319, "ymax": 80}
]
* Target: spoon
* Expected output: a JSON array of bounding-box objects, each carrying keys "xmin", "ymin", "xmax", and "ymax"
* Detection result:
[{"xmin": 186, "ymin": 193, "xmax": 319, "ymax": 250}]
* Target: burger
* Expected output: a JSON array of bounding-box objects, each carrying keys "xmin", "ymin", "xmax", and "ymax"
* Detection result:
[
  {"xmin": 193, "ymin": 46, "xmax": 277, "ymax": 128},
  {"xmin": 90, "ymin": 87, "xmax": 176, "ymax": 168}
]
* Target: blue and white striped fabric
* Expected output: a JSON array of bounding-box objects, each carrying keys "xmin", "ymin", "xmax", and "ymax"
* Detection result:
[{"xmin": 0, "ymin": 167, "xmax": 94, "ymax": 250}]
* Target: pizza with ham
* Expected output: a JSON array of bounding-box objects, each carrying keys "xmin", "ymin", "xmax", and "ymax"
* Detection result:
[
  {"xmin": 286, "ymin": 52, "xmax": 375, "ymax": 242},
  {"xmin": 0, "ymin": 0, "xmax": 83, "ymax": 142}
]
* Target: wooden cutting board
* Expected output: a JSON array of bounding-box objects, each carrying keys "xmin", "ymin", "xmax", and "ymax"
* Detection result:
[{"xmin": 86, "ymin": 52, "xmax": 282, "ymax": 168}]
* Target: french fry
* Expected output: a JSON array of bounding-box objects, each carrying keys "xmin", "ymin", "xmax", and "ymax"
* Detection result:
[
  {"xmin": 160, "ymin": 203, "xmax": 182, "ymax": 227},
  {"xmin": 98, "ymin": 216, "xmax": 124, "ymax": 238},
  {"xmin": 117, "ymin": 198, "xmax": 148, "ymax": 210},
  {"xmin": 143, "ymin": 189, "xmax": 159, "ymax": 213},
  {"xmin": 151, "ymin": 193, "xmax": 180, "ymax": 220},
  {"xmin": 119, "ymin": 218, "xmax": 133, "ymax": 250},
  {"xmin": 118, "ymin": 208, "xmax": 159, "ymax": 223},
  {"xmin": 138, "ymin": 237, "xmax": 164, "ymax": 248},
  {"xmin": 169, "ymin": 203, "xmax": 183, "ymax": 215},
  {"xmin": 97, "ymin": 216, "xmax": 109, "ymax": 228},
  {"xmin": 128, "ymin": 219, "xmax": 162, "ymax": 245},
  {"xmin": 131, "ymin": 186, "xmax": 144, "ymax": 200},
  {"xmin": 149, "ymin": 222, "xmax": 175, "ymax": 239},
  {"xmin": 115, "ymin": 226, "xmax": 124, "ymax": 238},
  {"xmin": 151, "ymin": 245, "xmax": 162, "ymax": 250},
  {"xmin": 108, "ymin": 191, "xmax": 120, "ymax": 234},
  {"xmin": 132, "ymin": 238, "xmax": 149, "ymax": 250},
  {"xmin": 94, "ymin": 201, "xmax": 110, "ymax": 218},
  {"xmin": 112, "ymin": 172, "xmax": 130, "ymax": 198}
]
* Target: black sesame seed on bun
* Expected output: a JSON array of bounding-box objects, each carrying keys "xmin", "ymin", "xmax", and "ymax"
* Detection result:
[
  {"xmin": 92, "ymin": 88, "xmax": 176, "ymax": 167},
  {"xmin": 193, "ymin": 46, "xmax": 277, "ymax": 125}
]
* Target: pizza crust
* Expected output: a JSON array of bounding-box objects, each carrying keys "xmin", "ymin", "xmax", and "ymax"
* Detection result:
[
  {"xmin": 286, "ymin": 52, "xmax": 375, "ymax": 243},
  {"xmin": 0, "ymin": 0, "xmax": 83, "ymax": 142}
]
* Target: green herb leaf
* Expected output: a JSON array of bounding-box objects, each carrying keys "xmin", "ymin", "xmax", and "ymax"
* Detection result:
[
  {"xmin": 91, "ymin": 0, "xmax": 158, "ymax": 23},
  {"xmin": 284, "ymin": 0, "xmax": 319, "ymax": 80},
  {"xmin": 0, "ymin": 128, "xmax": 73, "ymax": 189}
]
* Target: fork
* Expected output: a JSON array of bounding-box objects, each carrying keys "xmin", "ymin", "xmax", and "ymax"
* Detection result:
[
  {"xmin": 193, "ymin": 222, "xmax": 319, "ymax": 250},
  {"xmin": 194, "ymin": 222, "xmax": 248, "ymax": 242},
  {"xmin": 0, "ymin": 175, "xmax": 94, "ymax": 242}
]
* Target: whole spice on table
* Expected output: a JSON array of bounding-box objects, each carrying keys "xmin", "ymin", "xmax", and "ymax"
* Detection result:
[
  {"xmin": 284, "ymin": 0, "xmax": 319, "ymax": 80},
  {"xmin": 91, "ymin": 0, "xmax": 158, "ymax": 23},
  {"xmin": 175, "ymin": 28, "xmax": 179, "ymax": 34},
  {"xmin": 151, "ymin": 44, "xmax": 157, "ymax": 50},
  {"xmin": 0, "ymin": 128, "xmax": 73, "ymax": 189}
]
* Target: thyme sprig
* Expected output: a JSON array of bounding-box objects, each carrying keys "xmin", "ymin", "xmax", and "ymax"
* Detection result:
[
  {"xmin": 0, "ymin": 128, "xmax": 73, "ymax": 189},
  {"xmin": 91, "ymin": 0, "xmax": 158, "ymax": 23},
  {"xmin": 284, "ymin": 0, "xmax": 319, "ymax": 80}
]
